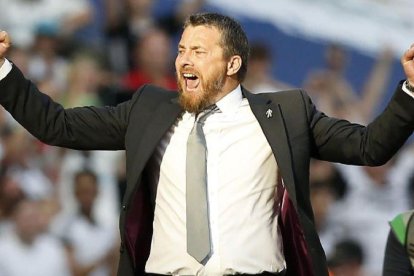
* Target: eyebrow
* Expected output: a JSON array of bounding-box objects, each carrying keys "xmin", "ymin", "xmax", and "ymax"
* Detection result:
[{"xmin": 178, "ymin": 44, "xmax": 205, "ymax": 50}]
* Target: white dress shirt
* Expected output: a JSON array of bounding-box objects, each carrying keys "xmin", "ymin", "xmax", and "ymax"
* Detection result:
[
  {"xmin": 0, "ymin": 59, "xmax": 12, "ymax": 80},
  {"xmin": 145, "ymin": 86, "xmax": 285, "ymax": 275}
]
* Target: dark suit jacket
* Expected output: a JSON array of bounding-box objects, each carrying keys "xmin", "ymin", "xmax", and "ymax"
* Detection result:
[{"xmin": 1, "ymin": 66, "xmax": 413, "ymax": 276}]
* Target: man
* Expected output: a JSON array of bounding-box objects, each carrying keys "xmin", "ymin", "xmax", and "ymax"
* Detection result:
[
  {"xmin": 0, "ymin": 12, "xmax": 413, "ymax": 276},
  {"xmin": 0, "ymin": 199, "xmax": 71, "ymax": 276},
  {"xmin": 54, "ymin": 170, "xmax": 119, "ymax": 276}
]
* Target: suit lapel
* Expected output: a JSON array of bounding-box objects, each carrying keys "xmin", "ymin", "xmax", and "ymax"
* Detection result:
[
  {"xmin": 125, "ymin": 98, "xmax": 182, "ymax": 204},
  {"xmin": 244, "ymin": 89, "xmax": 298, "ymax": 209}
]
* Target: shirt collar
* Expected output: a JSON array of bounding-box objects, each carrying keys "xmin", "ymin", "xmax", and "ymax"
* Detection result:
[{"xmin": 215, "ymin": 85, "xmax": 243, "ymax": 114}]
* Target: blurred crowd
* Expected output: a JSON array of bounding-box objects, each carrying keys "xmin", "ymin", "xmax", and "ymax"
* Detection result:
[{"xmin": 0, "ymin": 0, "xmax": 413, "ymax": 276}]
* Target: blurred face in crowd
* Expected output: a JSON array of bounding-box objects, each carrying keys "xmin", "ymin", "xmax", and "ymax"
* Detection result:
[
  {"xmin": 0, "ymin": 175, "xmax": 23, "ymax": 205},
  {"xmin": 14, "ymin": 200, "xmax": 42, "ymax": 245},
  {"xmin": 68, "ymin": 55, "xmax": 101, "ymax": 91},
  {"xmin": 74, "ymin": 173, "xmax": 98, "ymax": 216},
  {"xmin": 136, "ymin": 29, "xmax": 172, "ymax": 75},
  {"xmin": 127, "ymin": 0, "xmax": 153, "ymax": 14},
  {"xmin": 175, "ymin": 25, "xmax": 230, "ymax": 113},
  {"xmin": 326, "ymin": 44, "xmax": 347, "ymax": 72}
]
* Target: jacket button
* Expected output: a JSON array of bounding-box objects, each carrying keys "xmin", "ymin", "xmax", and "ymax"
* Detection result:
[{"xmin": 122, "ymin": 205, "xmax": 126, "ymax": 211}]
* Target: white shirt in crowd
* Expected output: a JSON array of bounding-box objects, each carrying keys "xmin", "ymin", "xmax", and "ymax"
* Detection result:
[{"xmin": 0, "ymin": 230, "xmax": 71, "ymax": 276}]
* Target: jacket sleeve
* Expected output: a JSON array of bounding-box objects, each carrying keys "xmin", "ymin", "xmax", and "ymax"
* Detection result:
[
  {"xmin": 0, "ymin": 64, "xmax": 142, "ymax": 150},
  {"xmin": 305, "ymin": 82, "xmax": 414, "ymax": 165}
]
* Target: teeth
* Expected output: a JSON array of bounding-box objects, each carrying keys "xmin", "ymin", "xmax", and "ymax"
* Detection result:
[{"xmin": 183, "ymin": 73, "xmax": 196, "ymax": 78}]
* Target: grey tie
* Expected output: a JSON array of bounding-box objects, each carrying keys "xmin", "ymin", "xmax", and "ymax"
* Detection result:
[{"xmin": 186, "ymin": 105, "xmax": 218, "ymax": 263}]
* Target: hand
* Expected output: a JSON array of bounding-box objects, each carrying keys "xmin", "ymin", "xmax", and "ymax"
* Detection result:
[
  {"xmin": 0, "ymin": 31, "xmax": 11, "ymax": 67},
  {"xmin": 401, "ymin": 43, "xmax": 414, "ymax": 85}
]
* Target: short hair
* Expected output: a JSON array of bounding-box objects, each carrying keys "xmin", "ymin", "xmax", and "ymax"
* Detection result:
[
  {"xmin": 183, "ymin": 13, "xmax": 250, "ymax": 82},
  {"xmin": 250, "ymin": 43, "xmax": 272, "ymax": 62},
  {"xmin": 74, "ymin": 170, "xmax": 97, "ymax": 186},
  {"xmin": 328, "ymin": 239, "xmax": 364, "ymax": 267}
]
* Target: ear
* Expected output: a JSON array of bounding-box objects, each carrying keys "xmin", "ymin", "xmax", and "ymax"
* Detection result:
[{"xmin": 226, "ymin": 55, "xmax": 242, "ymax": 77}]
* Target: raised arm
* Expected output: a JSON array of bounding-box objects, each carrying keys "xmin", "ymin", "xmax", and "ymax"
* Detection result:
[{"xmin": 0, "ymin": 30, "xmax": 133, "ymax": 150}]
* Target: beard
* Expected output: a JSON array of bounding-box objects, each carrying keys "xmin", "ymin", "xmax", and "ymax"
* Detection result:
[{"xmin": 177, "ymin": 66, "xmax": 226, "ymax": 113}]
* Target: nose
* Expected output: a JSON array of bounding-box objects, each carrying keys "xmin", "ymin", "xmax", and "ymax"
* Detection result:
[{"xmin": 176, "ymin": 50, "xmax": 193, "ymax": 68}]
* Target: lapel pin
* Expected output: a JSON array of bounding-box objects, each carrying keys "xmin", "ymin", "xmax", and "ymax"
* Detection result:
[{"xmin": 266, "ymin": 108, "xmax": 273, "ymax": 118}]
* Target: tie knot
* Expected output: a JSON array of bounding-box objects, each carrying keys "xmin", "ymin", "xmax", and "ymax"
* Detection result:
[{"xmin": 196, "ymin": 104, "xmax": 219, "ymax": 123}]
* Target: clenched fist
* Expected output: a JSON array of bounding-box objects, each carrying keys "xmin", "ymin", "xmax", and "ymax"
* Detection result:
[
  {"xmin": 0, "ymin": 31, "xmax": 11, "ymax": 67},
  {"xmin": 402, "ymin": 43, "xmax": 414, "ymax": 86}
]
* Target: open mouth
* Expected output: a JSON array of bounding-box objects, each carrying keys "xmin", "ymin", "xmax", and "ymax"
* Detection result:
[{"xmin": 183, "ymin": 73, "xmax": 200, "ymax": 91}]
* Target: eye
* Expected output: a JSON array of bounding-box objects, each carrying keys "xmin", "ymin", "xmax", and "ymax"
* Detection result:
[
  {"xmin": 177, "ymin": 49, "xmax": 185, "ymax": 55},
  {"xmin": 195, "ymin": 50, "xmax": 206, "ymax": 56}
]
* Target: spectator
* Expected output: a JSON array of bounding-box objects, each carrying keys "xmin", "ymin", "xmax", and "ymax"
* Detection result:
[
  {"xmin": 60, "ymin": 52, "xmax": 104, "ymax": 108},
  {"xmin": 243, "ymin": 42, "xmax": 292, "ymax": 93},
  {"xmin": 28, "ymin": 23, "xmax": 69, "ymax": 100},
  {"xmin": 0, "ymin": 127, "xmax": 54, "ymax": 200},
  {"xmin": 327, "ymin": 239, "xmax": 366, "ymax": 276},
  {"xmin": 0, "ymin": 0, "xmax": 92, "ymax": 49},
  {"xmin": 309, "ymin": 160, "xmax": 346, "ymax": 255},
  {"xmin": 0, "ymin": 172, "xmax": 24, "ymax": 234},
  {"xmin": 303, "ymin": 44, "xmax": 394, "ymax": 123},
  {"xmin": 105, "ymin": 0, "xmax": 157, "ymax": 74},
  {"xmin": 303, "ymin": 43, "xmax": 357, "ymax": 117},
  {"xmin": 120, "ymin": 28, "xmax": 177, "ymax": 93},
  {"xmin": 327, "ymin": 151, "xmax": 414, "ymax": 275},
  {"xmin": 53, "ymin": 170, "xmax": 119, "ymax": 276},
  {"xmin": 0, "ymin": 199, "xmax": 71, "ymax": 276},
  {"xmin": 157, "ymin": 0, "xmax": 206, "ymax": 36}
]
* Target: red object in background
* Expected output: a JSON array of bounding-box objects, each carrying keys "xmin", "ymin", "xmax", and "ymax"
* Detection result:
[{"xmin": 122, "ymin": 70, "xmax": 177, "ymax": 92}]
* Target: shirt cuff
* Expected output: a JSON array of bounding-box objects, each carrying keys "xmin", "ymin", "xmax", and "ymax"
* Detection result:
[
  {"xmin": 402, "ymin": 80, "xmax": 414, "ymax": 99},
  {"xmin": 0, "ymin": 59, "xmax": 12, "ymax": 81}
]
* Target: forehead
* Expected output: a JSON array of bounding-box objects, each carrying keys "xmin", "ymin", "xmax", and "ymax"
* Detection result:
[{"xmin": 179, "ymin": 25, "xmax": 222, "ymax": 47}]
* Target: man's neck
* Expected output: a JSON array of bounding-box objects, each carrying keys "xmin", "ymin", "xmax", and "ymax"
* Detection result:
[{"xmin": 213, "ymin": 79, "xmax": 240, "ymax": 103}]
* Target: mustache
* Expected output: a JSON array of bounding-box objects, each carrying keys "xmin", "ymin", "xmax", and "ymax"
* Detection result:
[{"xmin": 177, "ymin": 69, "xmax": 201, "ymax": 78}]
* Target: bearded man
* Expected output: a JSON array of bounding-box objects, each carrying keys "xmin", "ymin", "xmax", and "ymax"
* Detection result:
[{"xmin": 1, "ymin": 12, "xmax": 414, "ymax": 276}]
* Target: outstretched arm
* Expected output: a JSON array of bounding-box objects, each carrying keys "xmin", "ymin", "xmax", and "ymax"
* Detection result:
[{"xmin": 0, "ymin": 31, "xmax": 133, "ymax": 150}]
